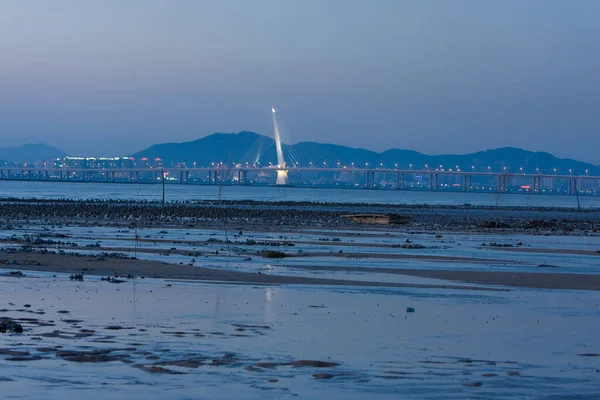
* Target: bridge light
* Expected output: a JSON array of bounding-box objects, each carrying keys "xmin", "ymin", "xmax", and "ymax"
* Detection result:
[
  {"xmin": 409, "ymin": 164, "xmax": 412, "ymax": 168},
  {"xmin": 586, "ymin": 169, "xmax": 589, "ymax": 175},
  {"xmin": 569, "ymin": 169, "xmax": 572, "ymax": 175}
]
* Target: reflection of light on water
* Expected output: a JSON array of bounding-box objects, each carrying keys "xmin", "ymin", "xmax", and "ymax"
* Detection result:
[
  {"xmin": 215, "ymin": 288, "xmax": 221, "ymax": 315},
  {"xmin": 264, "ymin": 287, "xmax": 276, "ymax": 323},
  {"xmin": 132, "ymin": 280, "xmax": 137, "ymax": 318}
]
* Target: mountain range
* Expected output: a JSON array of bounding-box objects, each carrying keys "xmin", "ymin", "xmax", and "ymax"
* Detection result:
[
  {"xmin": 130, "ymin": 131, "xmax": 600, "ymax": 175},
  {"xmin": 0, "ymin": 144, "xmax": 66, "ymax": 164},
  {"xmin": 1, "ymin": 132, "xmax": 598, "ymax": 175}
]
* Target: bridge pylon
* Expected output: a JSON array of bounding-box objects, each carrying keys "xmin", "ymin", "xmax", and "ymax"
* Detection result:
[{"xmin": 271, "ymin": 107, "xmax": 289, "ymax": 185}]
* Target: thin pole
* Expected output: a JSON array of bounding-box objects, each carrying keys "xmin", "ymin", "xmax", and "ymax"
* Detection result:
[
  {"xmin": 574, "ymin": 178, "xmax": 581, "ymax": 212},
  {"xmin": 162, "ymin": 168, "xmax": 165, "ymax": 208}
]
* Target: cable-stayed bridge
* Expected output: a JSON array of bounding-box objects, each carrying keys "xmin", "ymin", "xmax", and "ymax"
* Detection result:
[
  {"xmin": 1, "ymin": 108, "xmax": 599, "ymax": 195},
  {"xmin": 1, "ymin": 165, "xmax": 599, "ymax": 195}
]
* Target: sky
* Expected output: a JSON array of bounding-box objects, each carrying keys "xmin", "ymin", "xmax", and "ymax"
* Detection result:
[{"xmin": 0, "ymin": 1, "xmax": 599, "ymax": 163}]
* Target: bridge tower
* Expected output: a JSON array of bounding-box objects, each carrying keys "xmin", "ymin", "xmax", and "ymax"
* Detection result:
[{"xmin": 271, "ymin": 107, "xmax": 289, "ymax": 185}]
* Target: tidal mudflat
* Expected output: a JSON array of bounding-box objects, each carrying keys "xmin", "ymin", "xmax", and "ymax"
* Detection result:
[{"xmin": 1, "ymin": 200, "xmax": 599, "ymax": 399}]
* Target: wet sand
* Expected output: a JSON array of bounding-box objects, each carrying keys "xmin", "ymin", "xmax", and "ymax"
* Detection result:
[
  {"xmin": 3, "ymin": 251, "xmax": 599, "ymax": 291},
  {"xmin": 2, "ymin": 198, "xmax": 599, "ymax": 399},
  {"xmin": 0, "ymin": 251, "xmax": 501, "ymax": 291},
  {"xmin": 284, "ymin": 264, "xmax": 600, "ymax": 291}
]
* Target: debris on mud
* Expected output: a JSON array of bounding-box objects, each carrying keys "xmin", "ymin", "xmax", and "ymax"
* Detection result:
[
  {"xmin": 259, "ymin": 250, "xmax": 288, "ymax": 259},
  {"xmin": 69, "ymin": 273, "xmax": 84, "ymax": 281}
]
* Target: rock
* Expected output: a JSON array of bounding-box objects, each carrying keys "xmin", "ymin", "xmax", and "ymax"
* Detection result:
[
  {"xmin": 133, "ymin": 364, "xmax": 187, "ymax": 374},
  {"xmin": 0, "ymin": 349, "xmax": 29, "ymax": 356},
  {"xmin": 0, "ymin": 318, "xmax": 24, "ymax": 334},
  {"xmin": 313, "ymin": 373, "xmax": 335, "ymax": 380},
  {"xmin": 292, "ymin": 360, "xmax": 340, "ymax": 368}
]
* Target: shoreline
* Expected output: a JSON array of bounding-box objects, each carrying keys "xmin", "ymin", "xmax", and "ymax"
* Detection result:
[
  {"xmin": 0, "ymin": 198, "xmax": 599, "ymax": 234},
  {"xmin": 1, "ymin": 196, "xmax": 599, "ymax": 212},
  {"xmin": 0, "ymin": 251, "xmax": 500, "ymax": 291},
  {"xmin": 2, "ymin": 251, "xmax": 599, "ymax": 291}
]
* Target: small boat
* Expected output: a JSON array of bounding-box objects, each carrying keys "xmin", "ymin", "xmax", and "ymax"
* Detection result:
[{"xmin": 341, "ymin": 213, "xmax": 411, "ymax": 225}]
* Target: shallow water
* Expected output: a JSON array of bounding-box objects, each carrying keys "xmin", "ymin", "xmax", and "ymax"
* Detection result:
[
  {"xmin": 1, "ymin": 180, "xmax": 599, "ymax": 208},
  {"xmin": 1, "ymin": 214, "xmax": 599, "ymax": 398},
  {"xmin": 2, "ymin": 223, "xmax": 600, "ymax": 277},
  {"xmin": 1, "ymin": 273, "xmax": 599, "ymax": 399}
]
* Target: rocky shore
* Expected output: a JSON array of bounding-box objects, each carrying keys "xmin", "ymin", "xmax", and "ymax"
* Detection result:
[{"xmin": 0, "ymin": 199, "xmax": 599, "ymax": 234}]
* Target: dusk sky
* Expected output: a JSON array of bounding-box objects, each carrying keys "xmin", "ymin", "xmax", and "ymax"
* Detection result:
[{"xmin": 1, "ymin": 1, "xmax": 599, "ymax": 162}]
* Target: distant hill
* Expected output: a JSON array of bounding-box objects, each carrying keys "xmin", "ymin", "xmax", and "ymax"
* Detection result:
[
  {"xmin": 0, "ymin": 144, "xmax": 67, "ymax": 164},
  {"xmin": 131, "ymin": 131, "xmax": 273, "ymax": 167},
  {"xmin": 131, "ymin": 132, "xmax": 600, "ymax": 175}
]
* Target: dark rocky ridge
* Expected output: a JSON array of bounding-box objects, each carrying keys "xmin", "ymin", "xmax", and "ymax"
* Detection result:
[{"xmin": 0, "ymin": 199, "xmax": 598, "ymax": 234}]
